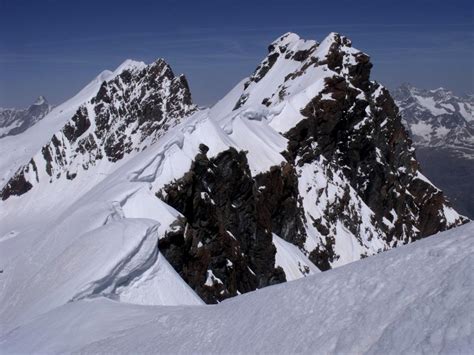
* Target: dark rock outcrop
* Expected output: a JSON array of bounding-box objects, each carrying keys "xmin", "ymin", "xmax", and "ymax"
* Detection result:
[{"xmin": 158, "ymin": 146, "xmax": 287, "ymax": 303}]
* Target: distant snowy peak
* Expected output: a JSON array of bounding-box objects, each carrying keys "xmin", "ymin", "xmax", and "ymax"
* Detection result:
[
  {"xmin": 393, "ymin": 83, "xmax": 474, "ymax": 158},
  {"xmin": 1, "ymin": 58, "xmax": 196, "ymax": 200},
  {"xmin": 395, "ymin": 83, "xmax": 473, "ymax": 121},
  {"xmin": 33, "ymin": 95, "xmax": 47, "ymax": 105},
  {"xmin": 0, "ymin": 96, "xmax": 53, "ymax": 138}
]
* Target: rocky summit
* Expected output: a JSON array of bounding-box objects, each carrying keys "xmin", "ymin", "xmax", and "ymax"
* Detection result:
[
  {"xmin": 153, "ymin": 32, "xmax": 468, "ymax": 301},
  {"xmin": 0, "ymin": 33, "xmax": 468, "ymax": 309},
  {"xmin": 1, "ymin": 59, "xmax": 196, "ymax": 200}
]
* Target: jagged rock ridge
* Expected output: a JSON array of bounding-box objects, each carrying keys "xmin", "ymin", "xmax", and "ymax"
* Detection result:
[
  {"xmin": 1, "ymin": 59, "xmax": 196, "ymax": 200},
  {"xmin": 150, "ymin": 32, "xmax": 467, "ymax": 301}
]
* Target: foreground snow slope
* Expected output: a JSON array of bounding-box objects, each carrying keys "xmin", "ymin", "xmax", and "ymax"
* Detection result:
[{"xmin": 2, "ymin": 222, "xmax": 472, "ymax": 354}]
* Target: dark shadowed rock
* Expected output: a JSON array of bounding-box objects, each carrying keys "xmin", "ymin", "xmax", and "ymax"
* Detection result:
[{"xmin": 158, "ymin": 147, "xmax": 287, "ymax": 303}]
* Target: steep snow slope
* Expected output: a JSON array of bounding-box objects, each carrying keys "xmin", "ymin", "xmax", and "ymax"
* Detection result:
[
  {"xmin": 0, "ymin": 166, "xmax": 203, "ymax": 335},
  {"xmin": 2, "ymin": 222, "xmax": 472, "ymax": 354},
  {"xmin": 0, "ymin": 58, "xmax": 204, "ymax": 332},
  {"xmin": 273, "ymin": 233, "xmax": 319, "ymax": 280}
]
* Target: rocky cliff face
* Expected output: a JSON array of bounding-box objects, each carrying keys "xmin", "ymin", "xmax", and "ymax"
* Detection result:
[
  {"xmin": 157, "ymin": 145, "xmax": 287, "ymax": 303},
  {"xmin": 0, "ymin": 96, "xmax": 52, "ymax": 138},
  {"xmin": 0, "ymin": 33, "xmax": 467, "ymax": 304}
]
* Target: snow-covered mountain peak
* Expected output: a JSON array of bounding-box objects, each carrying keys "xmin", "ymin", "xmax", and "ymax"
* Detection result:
[
  {"xmin": 150, "ymin": 32, "xmax": 465, "ymax": 302},
  {"xmin": 1, "ymin": 57, "xmax": 196, "ymax": 200},
  {"xmin": 113, "ymin": 58, "xmax": 147, "ymax": 75},
  {"xmin": 397, "ymin": 83, "xmax": 460, "ymax": 105},
  {"xmin": 226, "ymin": 32, "xmax": 371, "ymax": 134},
  {"xmin": 269, "ymin": 32, "xmax": 318, "ymax": 52},
  {"xmin": 271, "ymin": 32, "xmax": 301, "ymax": 45},
  {"xmin": 33, "ymin": 95, "xmax": 47, "ymax": 106},
  {"xmin": 318, "ymin": 31, "xmax": 353, "ymax": 49}
]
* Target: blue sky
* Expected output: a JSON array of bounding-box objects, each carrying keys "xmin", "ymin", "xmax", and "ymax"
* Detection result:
[{"xmin": 0, "ymin": 0, "xmax": 472, "ymax": 107}]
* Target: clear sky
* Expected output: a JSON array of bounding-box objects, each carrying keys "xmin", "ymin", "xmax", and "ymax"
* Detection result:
[{"xmin": 0, "ymin": 0, "xmax": 472, "ymax": 108}]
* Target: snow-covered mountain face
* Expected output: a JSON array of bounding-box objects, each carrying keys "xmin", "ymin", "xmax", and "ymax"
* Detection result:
[
  {"xmin": 0, "ymin": 32, "xmax": 468, "ymax": 322},
  {"xmin": 1, "ymin": 59, "xmax": 196, "ymax": 199},
  {"xmin": 0, "ymin": 96, "xmax": 52, "ymax": 138},
  {"xmin": 393, "ymin": 84, "xmax": 474, "ymax": 158}
]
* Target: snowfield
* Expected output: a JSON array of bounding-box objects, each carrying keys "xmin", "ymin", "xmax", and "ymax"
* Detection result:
[{"xmin": 1, "ymin": 222, "xmax": 472, "ymax": 354}]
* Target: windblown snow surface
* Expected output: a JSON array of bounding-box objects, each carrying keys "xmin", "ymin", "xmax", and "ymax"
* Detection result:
[{"xmin": 1, "ymin": 222, "xmax": 472, "ymax": 354}]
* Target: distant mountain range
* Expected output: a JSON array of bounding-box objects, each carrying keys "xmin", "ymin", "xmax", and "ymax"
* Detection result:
[
  {"xmin": 0, "ymin": 96, "xmax": 53, "ymax": 138},
  {"xmin": 393, "ymin": 83, "xmax": 473, "ymax": 157},
  {"xmin": 393, "ymin": 84, "xmax": 474, "ymax": 217}
]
